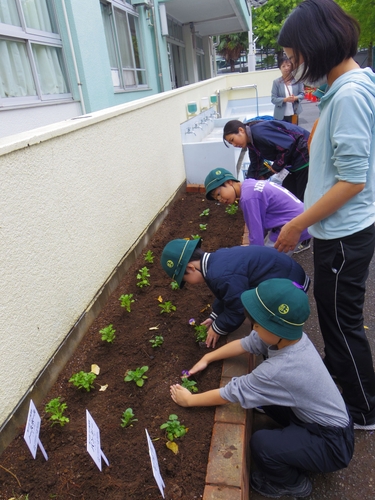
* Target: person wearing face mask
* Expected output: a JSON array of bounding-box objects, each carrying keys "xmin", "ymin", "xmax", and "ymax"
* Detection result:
[
  {"xmin": 271, "ymin": 55, "xmax": 305, "ymax": 124},
  {"xmin": 275, "ymin": 0, "xmax": 375, "ymax": 431}
]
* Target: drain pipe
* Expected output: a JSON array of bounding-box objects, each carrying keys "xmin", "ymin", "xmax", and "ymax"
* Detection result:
[
  {"xmin": 150, "ymin": 1, "xmax": 164, "ymax": 93},
  {"xmin": 61, "ymin": 0, "xmax": 87, "ymax": 115}
]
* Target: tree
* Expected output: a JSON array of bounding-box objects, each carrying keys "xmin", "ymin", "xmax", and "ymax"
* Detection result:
[{"xmin": 216, "ymin": 33, "xmax": 249, "ymax": 72}]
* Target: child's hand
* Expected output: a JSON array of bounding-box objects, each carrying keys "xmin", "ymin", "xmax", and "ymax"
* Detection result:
[
  {"xmin": 201, "ymin": 317, "xmax": 213, "ymax": 327},
  {"xmin": 205, "ymin": 328, "xmax": 220, "ymax": 348},
  {"xmin": 170, "ymin": 384, "xmax": 191, "ymax": 407},
  {"xmin": 188, "ymin": 358, "xmax": 208, "ymax": 375}
]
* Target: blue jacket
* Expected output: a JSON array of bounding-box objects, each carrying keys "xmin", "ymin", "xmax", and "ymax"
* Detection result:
[
  {"xmin": 201, "ymin": 246, "xmax": 310, "ymax": 336},
  {"xmin": 245, "ymin": 120, "xmax": 310, "ymax": 179}
]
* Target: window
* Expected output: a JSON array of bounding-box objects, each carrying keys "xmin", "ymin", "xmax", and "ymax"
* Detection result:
[
  {"xmin": 0, "ymin": 0, "xmax": 70, "ymax": 106},
  {"xmin": 101, "ymin": 0, "xmax": 147, "ymax": 90}
]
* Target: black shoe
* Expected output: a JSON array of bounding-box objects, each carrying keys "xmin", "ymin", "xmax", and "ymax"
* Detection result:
[
  {"xmin": 251, "ymin": 471, "xmax": 312, "ymax": 498},
  {"xmin": 293, "ymin": 239, "xmax": 311, "ymax": 254}
]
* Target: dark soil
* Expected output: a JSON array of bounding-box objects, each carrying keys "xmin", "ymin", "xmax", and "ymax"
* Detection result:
[{"xmin": 0, "ymin": 193, "xmax": 244, "ymax": 500}]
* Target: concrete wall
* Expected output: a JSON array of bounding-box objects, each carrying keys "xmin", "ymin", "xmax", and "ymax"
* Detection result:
[{"xmin": 0, "ymin": 69, "xmax": 278, "ymax": 450}]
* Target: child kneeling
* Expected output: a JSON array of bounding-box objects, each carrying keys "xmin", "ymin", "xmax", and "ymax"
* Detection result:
[{"xmin": 170, "ymin": 278, "xmax": 354, "ymax": 498}]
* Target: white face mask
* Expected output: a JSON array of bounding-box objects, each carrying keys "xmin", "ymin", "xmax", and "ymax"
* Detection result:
[{"xmin": 292, "ymin": 62, "xmax": 328, "ymax": 87}]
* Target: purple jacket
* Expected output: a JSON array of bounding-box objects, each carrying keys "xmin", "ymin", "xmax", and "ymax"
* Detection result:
[{"xmin": 240, "ymin": 179, "xmax": 310, "ymax": 245}]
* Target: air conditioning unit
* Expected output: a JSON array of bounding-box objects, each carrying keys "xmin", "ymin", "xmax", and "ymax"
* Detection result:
[{"xmin": 131, "ymin": 0, "xmax": 152, "ymax": 7}]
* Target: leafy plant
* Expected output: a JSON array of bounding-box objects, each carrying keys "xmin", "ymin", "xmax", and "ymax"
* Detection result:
[
  {"xmin": 119, "ymin": 293, "xmax": 135, "ymax": 312},
  {"xmin": 121, "ymin": 408, "xmax": 138, "ymax": 428},
  {"xmin": 199, "ymin": 208, "xmax": 210, "ymax": 217},
  {"xmin": 136, "ymin": 266, "xmax": 150, "ymax": 288},
  {"xmin": 199, "ymin": 223, "xmax": 207, "ymax": 231},
  {"xmin": 144, "ymin": 250, "xmax": 154, "ymax": 264},
  {"xmin": 225, "ymin": 203, "xmax": 239, "ymax": 215},
  {"xmin": 124, "ymin": 366, "xmax": 149, "ymax": 387},
  {"xmin": 194, "ymin": 324, "xmax": 208, "ymax": 343},
  {"xmin": 160, "ymin": 414, "xmax": 187, "ymax": 441},
  {"xmin": 180, "ymin": 377, "xmax": 198, "ymax": 393},
  {"xmin": 191, "ymin": 234, "xmax": 201, "ymax": 240},
  {"xmin": 69, "ymin": 371, "xmax": 97, "ymax": 392},
  {"xmin": 149, "ymin": 335, "xmax": 164, "ymax": 348},
  {"xmin": 159, "ymin": 301, "xmax": 176, "ymax": 314},
  {"xmin": 45, "ymin": 397, "xmax": 69, "ymax": 426},
  {"xmin": 99, "ymin": 324, "xmax": 116, "ymax": 343},
  {"xmin": 170, "ymin": 280, "xmax": 179, "ymax": 290}
]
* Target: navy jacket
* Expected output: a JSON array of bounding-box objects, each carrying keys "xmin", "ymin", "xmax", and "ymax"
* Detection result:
[{"xmin": 201, "ymin": 246, "xmax": 310, "ymax": 336}]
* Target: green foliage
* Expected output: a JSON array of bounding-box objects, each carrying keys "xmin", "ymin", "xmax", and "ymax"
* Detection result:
[
  {"xmin": 99, "ymin": 324, "xmax": 116, "ymax": 343},
  {"xmin": 160, "ymin": 414, "xmax": 187, "ymax": 441},
  {"xmin": 45, "ymin": 397, "xmax": 69, "ymax": 427},
  {"xmin": 136, "ymin": 266, "xmax": 150, "ymax": 288},
  {"xmin": 159, "ymin": 301, "xmax": 177, "ymax": 314},
  {"xmin": 144, "ymin": 250, "xmax": 154, "ymax": 264},
  {"xmin": 216, "ymin": 33, "xmax": 249, "ymax": 71},
  {"xmin": 69, "ymin": 371, "xmax": 96, "ymax": 392},
  {"xmin": 149, "ymin": 335, "xmax": 164, "ymax": 348},
  {"xmin": 119, "ymin": 293, "xmax": 135, "ymax": 312},
  {"xmin": 336, "ymin": 0, "xmax": 375, "ymax": 51},
  {"xmin": 194, "ymin": 324, "xmax": 208, "ymax": 343},
  {"xmin": 199, "ymin": 208, "xmax": 210, "ymax": 217},
  {"xmin": 170, "ymin": 280, "xmax": 179, "ymax": 290},
  {"xmin": 121, "ymin": 408, "xmax": 138, "ymax": 428},
  {"xmin": 191, "ymin": 234, "xmax": 201, "ymax": 240},
  {"xmin": 199, "ymin": 223, "xmax": 207, "ymax": 231},
  {"xmin": 124, "ymin": 366, "xmax": 149, "ymax": 387},
  {"xmin": 180, "ymin": 377, "xmax": 198, "ymax": 393},
  {"xmin": 225, "ymin": 203, "xmax": 239, "ymax": 215}
]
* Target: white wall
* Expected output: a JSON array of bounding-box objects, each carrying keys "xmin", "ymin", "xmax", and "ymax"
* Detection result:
[{"xmin": 0, "ymin": 70, "xmax": 278, "ymax": 433}]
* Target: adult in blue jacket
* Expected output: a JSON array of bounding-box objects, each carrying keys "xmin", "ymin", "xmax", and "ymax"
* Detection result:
[
  {"xmin": 223, "ymin": 119, "xmax": 309, "ymax": 202},
  {"xmin": 161, "ymin": 238, "xmax": 310, "ymax": 348}
]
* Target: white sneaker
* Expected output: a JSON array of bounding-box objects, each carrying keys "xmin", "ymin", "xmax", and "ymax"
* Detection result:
[{"xmin": 294, "ymin": 240, "xmax": 311, "ymax": 254}]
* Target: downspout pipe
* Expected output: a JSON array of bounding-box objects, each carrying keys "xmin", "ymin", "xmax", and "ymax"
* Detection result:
[{"xmin": 151, "ymin": 1, "xmax": 164, "ymax": 93}]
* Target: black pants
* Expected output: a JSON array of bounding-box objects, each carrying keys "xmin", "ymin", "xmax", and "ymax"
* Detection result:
[
  {"xmin": 282, "ymin": 165, "xmax": 308, "ymax": 202},
  {"xmin": 313, "ymin": 224, "xmax": 375, "ymax": 425},
  {"xmin": 251, "ymin": 406, "xmax": 354, "ymax": 486}
]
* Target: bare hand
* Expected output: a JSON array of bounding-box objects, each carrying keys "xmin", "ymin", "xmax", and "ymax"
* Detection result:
[
  {"xmin": 170, "ymin": 384, "xmax": 191, "ymax": 407},
  {"xmin": 201, "ymin": 318, "xmax": 213, "ymax": 327},
  {"xmin": 274, "ymin": 220, "xmax": 302, "ymax": 253},
  {"xmin": 205, "ymin": 327, "xmax": 220, "ymax": 348},
  {"xmin": 188, "ymin": 358, "xmax": 209, "ymax": 376}
]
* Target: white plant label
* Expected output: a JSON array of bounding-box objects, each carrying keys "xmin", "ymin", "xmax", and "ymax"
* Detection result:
[
  {"xmin": 86, "ymin": 410, "xmax": 109, "ymax": 471},
  {"xmin": 23, "ymin": 400, "xmax": 48, "ymax": 460},
  {"xmin": 145, "ymin": 429, "xmax": 165, "ymax": 498}
]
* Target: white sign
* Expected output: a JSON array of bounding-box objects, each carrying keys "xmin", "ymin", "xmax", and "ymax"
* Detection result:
[
  {"xmin": 23, "ymin": 400, "xmax": 48, "ymax": 461},
  {"xmin": 145, "ymin": 429, "xmax": 165, "ymax": 498},
  {"xmin": 86, "ymin": 410, "xmax": 109, "ymax": 471}
]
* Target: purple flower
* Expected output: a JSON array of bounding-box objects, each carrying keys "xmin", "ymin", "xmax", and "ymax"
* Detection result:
[
  {"xmin": 181, "ymin": 370, "xmax": 190, "ymax": 377},
  {"xmin": 189, "ymin": 318, "xmax": 196, "ymax": 326}
]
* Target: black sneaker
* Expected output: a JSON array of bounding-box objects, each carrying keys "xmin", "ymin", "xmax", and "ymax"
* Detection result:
[
  {"xmin": 251, "ymin": 471, "xmax": 312, "ymax": 498},
  {"xmin": 293, "ymin": 239, "xmax": 311, "ymax": 254}
]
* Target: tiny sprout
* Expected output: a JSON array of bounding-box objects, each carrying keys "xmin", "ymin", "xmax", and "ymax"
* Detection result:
[
  {"xmin": 45, "ymin": 397, "xmax": 69, "ymax": 427},
  {"xmin": 149, "ymin": 335, "xmax": 164, "ymax": 348},
  {"xmin": 199, "ymin": 224, "xmax": 207, "ymax": 231},
  {"xmin": 99, "ymin": 324, "xmax": 116, "ymax": 343},
  {"xmin": 225, "ymin": 203, "xmax": 239, "ymax": 215},
  {"xmin": 119, "ymin": 293, "xmax": 135, "ymax": 312},
  {"xmin": 69, "ymin": 371, "xmax": 96, "ymax": 392},
  {"xmin": 121, "ymin": 408, "xmax": 138, "ymax": 428},
  {"xmin": 191, "ymin": 234, "xmax": 201, "ymax": 240},
  {"xmin": 159, "ymin": 301, "xmax": 176, "ymax": 314},
  {"xmin": 171, "ymin": 280, "xmax": 179, "ymax": 290},
  {"xmin": 199, "ymin": 208, "xmax": 210, "ymax": 217},
  {"xmin": 137, "ymin": 267, "xmax": 150, "ymax": 288},
  {"xmin": 124, "ymin": 366, "xmax": 149, "ymax": 387},
  {"xmin": 144, "ymin": 250, "xmax": 154, "ymax": 264},
  {"xmin": 160, "ymin": 414, "xmax": 187, "ymax": 441}
]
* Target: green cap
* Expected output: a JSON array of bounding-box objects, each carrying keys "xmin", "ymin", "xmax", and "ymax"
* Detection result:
[
  {"xmin": 240, "ymin": 279, "xmax": 310, "ymax": 340},
  {"xmin": 160, "ymin": 238, "xmax": 201, "ymax": 287},
  {"xmin": 204, "ymin": 168, "xmax": 239, "ymax": 200}
]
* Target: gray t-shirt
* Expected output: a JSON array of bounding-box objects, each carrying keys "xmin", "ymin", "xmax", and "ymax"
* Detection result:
[{"xmin": 220, "ymin": 331, "xmax": 349, "ymax": 428}]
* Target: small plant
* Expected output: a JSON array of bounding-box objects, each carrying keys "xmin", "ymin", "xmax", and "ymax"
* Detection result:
[
  {"xmin": 119, "ymin": 293, "xmax": 135, "ymax": 312},
  {"xmin": 99, "ymin": 324, "xmax": 116, "ymax": 343},
  {"xmin": 121, "ymin": 408, "xmax": 138, "ymax": 428},
  {"xmin": 45, "ymin": 397, "xmax": 69, "ymax": 426},
  {"xmin": 136, "ymin": 266, "xmax": 150, "ymax": 288},
  {"xmin": 225, "ymin": 203, "xmax": 239, "ymax": 215},
  {"xmin": 199, "ymin": 223, "xmax": 208, "ymax": 231},
  {"xmin": 170, "ymin": 280, "xmax": 179, "ymax": 290},
  {"xmin": 69, "ymin": 371, "xmax": 97, "ymax": 391},
  {"xmin": 199, "ymin": 208, "xmax": 210, "ymax": 217},
  {"xmin": 194, "ymin": 324, "xmax": 208, "ymax": 343},
  {"xmin": 159, "ymin": 301, "xmax": 177, "ymax": 314},
  {"xmin": 180, "ymin": 376, "xmax": 198, "ymax": 393},
  {"xmin": 144, "ymin": 250, "xmax": 154, "ymax": 263},
  {"xmin": 191, "ymin": 234, "xmax": 201, "ymax": 240},
  {"xmin": 160, "ymin": 414, "xmax": 187, "ymax": 441},
  {"xmin": 124, "ymin": 366, "xmax": 149, "ymax": 387},
  {"xmin": 149, "ymin": 335, "xmax": 164, "ymax": 348}
]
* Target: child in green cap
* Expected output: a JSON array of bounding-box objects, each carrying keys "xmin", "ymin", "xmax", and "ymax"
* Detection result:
[
  {"xmin": 204, "ymin": 167, "xmax": 311, "ymax": 253},
  {"xmin": 161, "ymin": 239, "xmax": 310, "ymax": 348},
  {"xmin": 170, "ymin": 279, "xmax": 354, "ymax": 499}
]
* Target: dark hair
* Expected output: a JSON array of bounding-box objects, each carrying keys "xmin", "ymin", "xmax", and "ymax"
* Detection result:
[
  {"xmin": 188, "ymin": 247, "xmax": 205, "ymax": 262},
  {"xmin": 278, "ymin": 55, "xmax": 292, "ymax": 69},
  {"xmin": 278, "ymin": 0, "xmax": 360, "ymax": 82},
  {"xmin": 222, "ymin": 120, "xmax": 246, "ymax": 147}
]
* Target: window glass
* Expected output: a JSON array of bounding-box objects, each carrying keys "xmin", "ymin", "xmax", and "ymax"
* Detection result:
[
  {"xmin": 0, "ymin": 1, "xmax": 21, "ymax": 26},
  {"xmin": 0, "ymin": 39, "xmax": 36, "ymax": 97},
  {"xmin": 32, "ymin": 44, "xmax": 68, "ymax": 94},
  {"xmin": 21, "ymin": 0, "xmax": 57, "ymax": 33}
]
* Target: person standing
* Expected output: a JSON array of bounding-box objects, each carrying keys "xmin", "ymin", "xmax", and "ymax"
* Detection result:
[
  {"xmin": 275, "ymin": 0, "xmax": 375, "ymax": 430},
  {"xmin": 271, "ymin": 55, "xmax": 305, "ymax": 124}
]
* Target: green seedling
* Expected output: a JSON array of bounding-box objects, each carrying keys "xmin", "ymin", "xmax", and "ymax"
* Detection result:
[
  {"xmin": 124, "ymin": 366, "xmax": 149, "ymax": 387},
  {"xmin": 191, "ymin": 234, "xmax": 201, "ymax": 240},
  {"xmin": 149, "ymin": 335, "xmax": 164, "ymax": 348},
  {"xmin": 170, "ymin": 280, "xmax": 179, "ymax": 290},
  {"xmin": 225, "ymin": 203, "xmax": 239, "ymax": 215},
  {"xmin": 99, "ymin": 324, "xmax": 116, "ymax": 343},
  {"xmin": 160, "ymin": 414, "xmax": 187, "ymax": 441},
  {"xmin": 69, "ymin": 371, "xmax": 97, "ymax": 392},
  {"xmin": 199, "ymin": 223, "xmax": 207, "ymax": 231},
  {"xmin": 137, "ymin": 266, "xmax": 150, "ymax": 288},
  {"xmin": 45, "ymin": 397, "xmax": 69, "ymax": 427},
  {"xmin": 180, "ymin": 377, "xmax": 198, "ymax": 393},
  {"xmin": 119, "ymin": 293, "xmax": 135, "ymax": 312},
  {"xmin": 144, "ymin": 250, "xmax": 154, "ymax": 264},
  {"xmin": 199, "ymin": 208, "xmax": 210, "ymax": 217},
  {"xmin": 194, "ymin": 324, "xmax": 208, "ymax": 343},
  {"xmin": 159, "ymin": 301, "xmax": 176, "ymax": 314},
  {"xmin": 121, "ymin": 408, "xmax": 138, "ymax": 428}
]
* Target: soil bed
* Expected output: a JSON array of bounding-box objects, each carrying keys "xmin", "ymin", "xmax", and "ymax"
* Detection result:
[{"xmin": 0, "ymin": 193, "xmax": 244, "ymax": 500}]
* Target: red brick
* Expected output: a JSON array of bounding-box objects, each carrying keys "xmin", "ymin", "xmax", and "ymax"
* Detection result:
[{"xmin": 203, "ymin": 484, "xmax": 242, "ymax": 500}]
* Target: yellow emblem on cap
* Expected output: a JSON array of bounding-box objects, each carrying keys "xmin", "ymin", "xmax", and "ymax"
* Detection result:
[
  {"xmin": 166, "ymin": 260, "xmax": 174, "ymax": 268},
  {"xmin": 215, "ymin": 169, "xmax": 222, "ymax": 175},
  {"xmin": 278, "ymin": 304, "xmax": 289, "ymax": 315}
]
